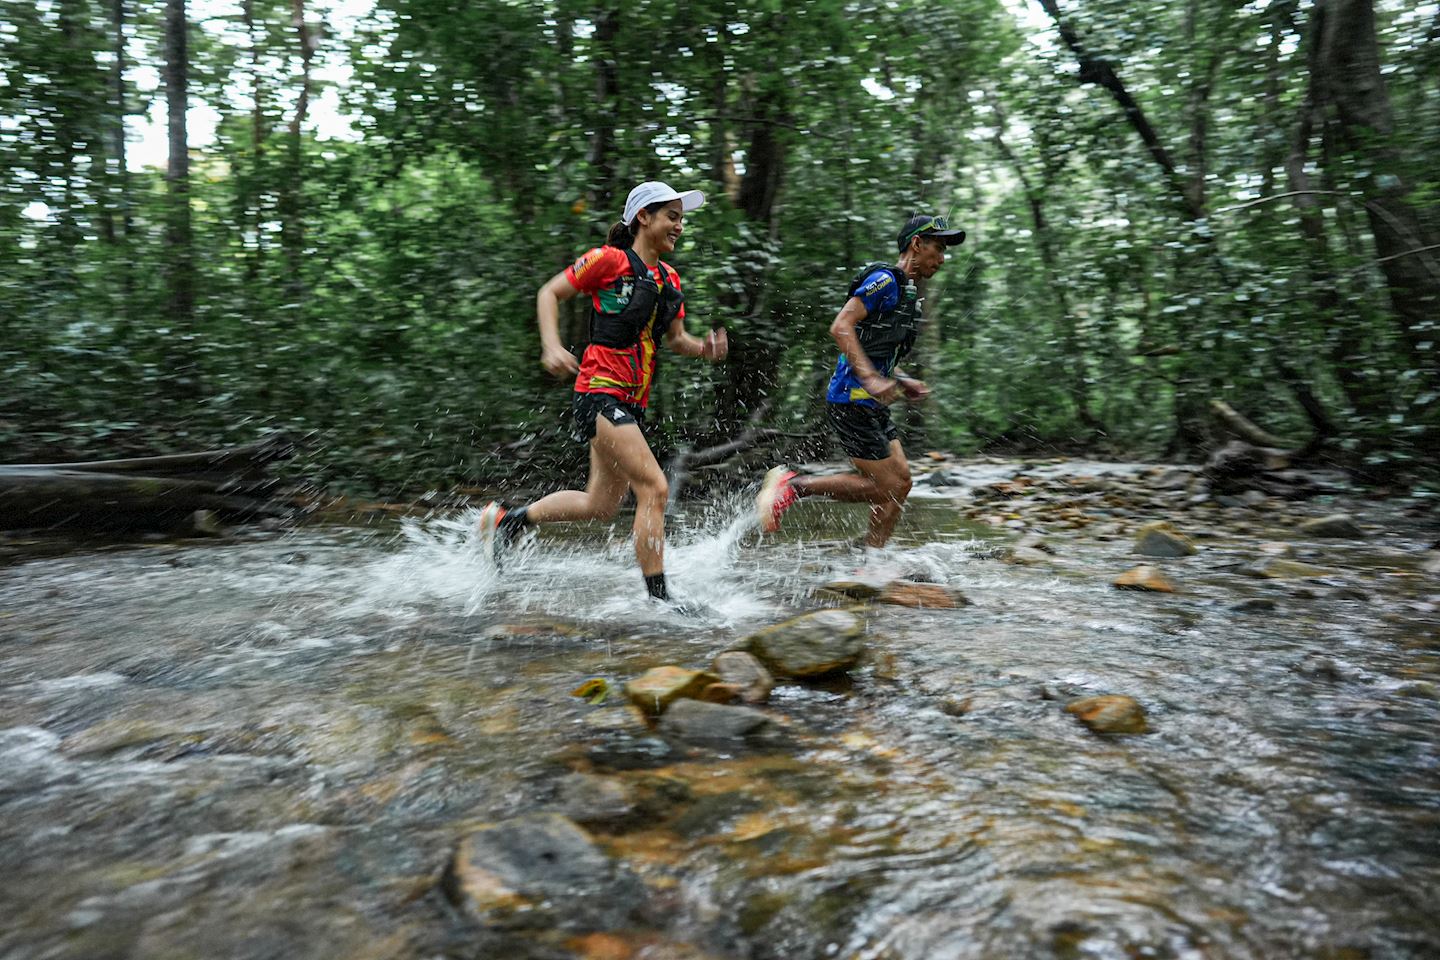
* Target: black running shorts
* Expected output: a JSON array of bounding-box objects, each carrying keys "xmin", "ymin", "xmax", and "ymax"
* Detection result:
[
  {"xmin": 572, "ymin": 391, "xmax": 646, "ymax": 443},
  {"xmin": 827, "ymin": 402, "xmax": 899, "ymax": 461}
]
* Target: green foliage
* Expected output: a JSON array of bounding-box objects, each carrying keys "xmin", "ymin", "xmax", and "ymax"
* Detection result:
[{"xmin": 1, "ymin": 0, "xmax": 1436, "ymax": 493}]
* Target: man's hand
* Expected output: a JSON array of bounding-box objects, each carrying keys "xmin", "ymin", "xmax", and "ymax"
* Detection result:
[
  {"xmin": 541, "ymin": 344, "xmax": 579, "ymax": 378},
  {"xmin": 702, "ymin": 327, "xmax": 729, "ymax": 362},
  {"xmin": 898, "ymin": 377, "xmax": 931, "ymax": 401},
  {"xmin": 861, "ymin": 374, "xmax": 901, "ymax": 404}
]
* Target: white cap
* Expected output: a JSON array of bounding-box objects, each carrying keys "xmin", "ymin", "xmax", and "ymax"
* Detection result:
[{"xmin": 622, "ymin": 181, "xmax": 705, "ymax": 225}]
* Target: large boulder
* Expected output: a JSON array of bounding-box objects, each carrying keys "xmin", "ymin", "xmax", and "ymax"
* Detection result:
[
  {"xmin": 444, "ymin": 814, "xmax": 644, "ymax": 931},
  {"xmin": 742, "ymin": 609, "xmax": 866, "ymax": 677}
]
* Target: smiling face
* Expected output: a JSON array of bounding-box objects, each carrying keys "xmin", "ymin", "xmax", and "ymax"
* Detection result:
[{"xmin": 635, "ymin": 200, "xmax": 685, "ymax": 255}]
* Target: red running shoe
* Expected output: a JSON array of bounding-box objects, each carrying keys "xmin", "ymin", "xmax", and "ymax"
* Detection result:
[{"xmin": 756, "ymin": 467, "xmax": 799, "ymax": 533}]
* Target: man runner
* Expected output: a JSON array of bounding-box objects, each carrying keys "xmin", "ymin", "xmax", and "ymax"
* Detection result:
[{"xmin": 756, "ymin": 213, "xmax": 964, "ymax": 547}]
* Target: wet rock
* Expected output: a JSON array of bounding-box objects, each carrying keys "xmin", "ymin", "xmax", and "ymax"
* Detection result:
[
  {"xmin": 1004, "ymin": 546, "xmax": 1059, "ymax": 567},
  {"xmin": 1231, "ymin": 597, "xmax": 1278, "ymax": 614},
  {"xmin": 1244, "ymin": 558, "xmax": 1329, "ymax": 580},
  {"xmin": 1297, "ymin": 513, "xmax": 1365, "ymax": 538},
  {"xmin": 1113, "ymin": 566, "xmax": 1175, "ymax": 593},
  {"xmin": 659, "ymin": 700, "xmax": 778, "ymax": 744},
  {"xmin": 444, "ymin": 814, "xmax": 644, "ymax": 931},
  {"xmin": 1396, "ymin": 681, "xmax": 1440, "ymax": 700},
  {"xmin": 1258, "ymin": 541, "xmax": 1294, "ymax": 557},
  {"xmin": 711, "ymin": 652, "xmax": 774, "ymax": 704},
  {"xmin": 1132, "ymin": 521, "xmax": 1196, "ymax": 558},
  {"xmin": 742, "ymin": 609, "xmax": 866, "ymax": 678},
  {"xmin": 939, "ymin": 697, "xmax": 972, "ymax": 717},
  {"xmin": 876, "ymin": 581, "xmax": 969, "ymax": 609},
  {"xmin": 1151, "ymin": 468, "xmax": 1195, "ymax": 491},
  {"xmin": 553, "ymin": 773, "xmax": 638, "ymax": 827},
  {"xmin": 1329, "ymin": 586, "xmax": 1370, "ymax": 602},
  {"xmin": 818, "ymin": 571, "xmax": 888, "ymax": 599},
  {"xmin": 921, "ymin": 469, "xmax": 959, "ymax": 487},
  {"xmin": 623, "ymin": 667, "xmax": 721, "ymax": 717},
  {"xmin": 1421, "ymin": 552, "xmax": 1440, "ymax": 575},
  {"xmin": 188, "ymin": 509, "xmax": 224, "ymax": 537},
  {"xmin": 1017, "ymin": 533, "xmax": 1056, "ymax": 554},
  {"xmin": 1295, "ymin": 655, "xmax": 1347, "ymax": 682},
  {"xmin": 1065, "ymin": 695, "xmax": 1149, "ymax": 735}
]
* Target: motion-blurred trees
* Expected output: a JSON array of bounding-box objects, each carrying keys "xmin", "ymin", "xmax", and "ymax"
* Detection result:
[{"xmin": 1, "ymin": 0, "xmax": 1435, "ymax": 493}]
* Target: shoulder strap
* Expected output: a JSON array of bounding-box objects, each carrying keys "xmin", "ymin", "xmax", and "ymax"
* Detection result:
[{"xmin": 848, "ymin": 261, "xmax": 902, "ymax": 299}]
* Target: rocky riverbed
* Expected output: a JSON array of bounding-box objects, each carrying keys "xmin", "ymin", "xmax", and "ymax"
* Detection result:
[{"xmin": 2, "ymin": 456, "xmax": 1438, "ymax": 960}]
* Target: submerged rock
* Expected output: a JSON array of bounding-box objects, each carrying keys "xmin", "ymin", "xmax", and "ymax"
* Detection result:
[
  {"xmin": 1231, "ymin": 597, "xmax": 1278, "ymax": 614},
  {"xmin": 1132, "ymin": 521, "xmax": 1196, "ymax": 558},
  {"xmin": 1066, "ymin": 695, "xmax": 1149, "ymax": 735},
  {"xmin": 659, "ymin": 700, "xmax": 778, "ymax": 743},
  {"xmin": 1113, "ymin": 566, "xmax": 1176, "ymax": 593},
  {"xmin": 1297, "ymin": 514, "xmax": 1365, "ymax": 539},
  {"xmin": 743, "ymin": 609, "xmax": 866, "ymax": 678},
  {"xmin": 444, "ymin": 814, "xmax": 644, "ymax": 931},
  {"xmin": 1244, "ymin": 558, "xmax": 1329, "ymax": 580},
  {"xmin": 623, "ymin": 667, "xmax": 721, "ymax": 716},
  {"xmin": 711, "ymin": 651, "xmax": 774, "ymax": 704}
]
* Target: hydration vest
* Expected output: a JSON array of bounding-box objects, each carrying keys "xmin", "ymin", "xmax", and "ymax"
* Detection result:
[
  {"xmin": 588, "ymin": 248, "xmax": 685, "ymax": 349},
  {"xmin": 849, "ymin": 262, "xmax": 921, "ymax": 369}
]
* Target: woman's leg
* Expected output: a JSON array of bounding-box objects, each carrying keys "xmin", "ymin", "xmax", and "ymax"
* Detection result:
[
  {"xmin": 522, "ymin": 440, "xmax": 629, "ymax": 524},
  {"xmin": 587, "ymin": 417, "xmax": 668, "ymax": 576}
]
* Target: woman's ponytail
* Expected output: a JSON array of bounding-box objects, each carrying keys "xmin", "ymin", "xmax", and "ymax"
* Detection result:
[{"xmin": 605, "ymin": 220, "xmax": 635, "ymax": 249}]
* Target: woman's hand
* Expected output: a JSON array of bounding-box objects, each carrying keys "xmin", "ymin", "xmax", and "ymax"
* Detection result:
[
  {"xmin": 541, "ymin": 344, "xmax": 579, "ymax": 378},
  {"xmin": 702, "ymin": 327, "xmax": 729, "ymax": 362}
]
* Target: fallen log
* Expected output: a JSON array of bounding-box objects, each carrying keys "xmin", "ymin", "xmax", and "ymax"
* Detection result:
[{"xmin": 0, "ymin": 436, "xmax": 296, "ymax": 533}]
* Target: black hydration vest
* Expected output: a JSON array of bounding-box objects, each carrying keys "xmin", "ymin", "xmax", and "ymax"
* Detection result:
[
  {"xmin": 849, "ymin": 262, "xmax": 921, "ymax": 370},
  {"xmin": 588, "ymin": 248, "xmax": 686, "ymax": 349}
]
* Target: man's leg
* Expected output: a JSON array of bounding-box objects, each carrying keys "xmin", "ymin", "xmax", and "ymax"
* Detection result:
[{"xmin": 794, "ymin": 440, "xmax": 911, "ymax": 547}]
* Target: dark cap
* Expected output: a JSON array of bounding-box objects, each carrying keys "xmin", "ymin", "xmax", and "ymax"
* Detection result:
[{"xmin": 897, "ymin": 213, "xmax": 966, "ymax": 252}]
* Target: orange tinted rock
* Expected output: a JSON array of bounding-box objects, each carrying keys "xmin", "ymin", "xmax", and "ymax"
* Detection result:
[
  {"xmin": 1066, "ymin": 695, "xmax": 1149, "ymax": 734},
  {"xmin": 622, "ymin": 666, "xmax": 721, "ymax": 716},
  {"xmin": 1113, "ymin": 565, "xmax": 1175, "ymax": 592},
  {"xmin": 877, "ymin": 581, "xmax": 969, "ymax": 609}
]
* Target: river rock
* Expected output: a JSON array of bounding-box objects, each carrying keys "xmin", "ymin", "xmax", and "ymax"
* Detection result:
[
  {"xmin": 1297, "ymin": 513, "xmax": 1365, "ymax": 538},
  {"xmin": 1004, "ymin": 546, "xmax": 1058, "ymax": 566},
  {"xmin": 445, "ymin": 814, "xmax": 644, "ymax": 931},
  {"xmin": 1244, "ymin": 558, "xmax": 1329, "ymax": 580},
  {"xmin": 1231, "ymin": 597, "xmax": 1278, "ymax": 614},
  {"xmin": 1113, "ymin": 566, "xmax": 1175, "ymax": 593},
  {"xmin": 877, "ymin": 581, "xmax": 969, "ymax": 609},
  {"xmin": 743, "ymin": 609, "xmax": 866, "ymax": 677},
  {"xmin": 553, "ymin": 773, "xmax": 637, "ymax": 827},
  {"xmin": 819, "ymin": 571, "xmax": 889, "ymax": 599},
  {"xmin": 1065, "ymin": 695, "xmax": 1149, "ymax": 735},
  {"xmin": 658, "ymin": 699, "xmax": 778, "ymax": 743},
  {"xmin": 623, "ymin": 666, "xmax": 721, "ymax": 716},
  {"xmin": 711, "ymin": 651, "xmax": 774, "ymax": 704},
  {"xmin": 1396, "ymin": 681, "xmax": 1440, "ymax": 700},
  {"xmin": 1420, "ymin": 552, "xmax": 1440, "ymax": 575},
  {"xmin": 1132, "ymin": 521, "xmax": 1196, "ymax": 558}
]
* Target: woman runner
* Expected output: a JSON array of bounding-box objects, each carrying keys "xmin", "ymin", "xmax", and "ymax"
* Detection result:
[{"xmin": 478, "ymin": 182, "xmax": 728, "ymax": 605}]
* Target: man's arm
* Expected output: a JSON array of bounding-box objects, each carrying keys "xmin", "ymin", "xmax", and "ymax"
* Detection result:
[{"xmin": 830, "ymin": 296, "xmax": 900, "ymax": 403}]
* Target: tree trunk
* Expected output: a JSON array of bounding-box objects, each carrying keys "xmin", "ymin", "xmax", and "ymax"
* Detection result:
[
  {"xmin": 280, "ymin": 0, "xmax": 314, "ymax": 304},
  {"xmin": 1314, "ymin": 0, "xmax": 1440, "ymax": 407},
  {"xmin": 164, "ymin": 0, "xmax": 195, "ymax": 363}
]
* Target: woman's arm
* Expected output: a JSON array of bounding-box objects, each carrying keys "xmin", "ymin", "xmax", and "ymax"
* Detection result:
[
  {"xmin": 665, "ymin": 316, "xmax": 728, "ymax": 362},
  {"xmin": 537, "ymin": 271, "xmax": 581, "ymax": 377}
]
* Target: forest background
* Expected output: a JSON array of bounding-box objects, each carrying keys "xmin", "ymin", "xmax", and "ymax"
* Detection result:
[{"xmin": 3, "ymin": 0, "xmax": 1437, "ymax": 497}]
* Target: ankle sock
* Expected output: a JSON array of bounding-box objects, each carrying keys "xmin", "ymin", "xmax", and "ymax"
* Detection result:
[
  {"xmin": 497, "ymin": 506, "xmax": 532, "ymax": 546},
  {"xmin": 644, "ymin": 573, "xmax": 669, "ymax": 601}
]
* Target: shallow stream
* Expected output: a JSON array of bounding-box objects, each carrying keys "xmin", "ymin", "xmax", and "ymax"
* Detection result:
[{"xmin": 2, "ymin": 460, "xmax": 1438, "ymax": 960}]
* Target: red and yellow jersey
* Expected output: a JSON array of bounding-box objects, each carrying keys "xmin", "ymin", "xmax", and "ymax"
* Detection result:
[{"xmin": 565, "ymin": 246, "xmax": 685, "ymax": 408}]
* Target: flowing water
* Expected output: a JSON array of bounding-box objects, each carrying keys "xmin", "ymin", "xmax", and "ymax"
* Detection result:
[{"xmin": 2, "ymin": 465, "xmax": 1438, "ymax": 960}]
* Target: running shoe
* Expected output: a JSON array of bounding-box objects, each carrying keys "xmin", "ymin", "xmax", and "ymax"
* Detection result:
[
  {"xmin": 756, "ymin": 467, "xmax": 799, "ymax": 533},
  {"xmin": 476, "ymin": 501, "xmax": 506, "ymax": 564}
]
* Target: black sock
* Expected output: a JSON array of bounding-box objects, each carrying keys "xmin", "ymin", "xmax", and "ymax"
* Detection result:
[
  {"xmin": 497, "ymin": 506, "xmax": 532, "ymax": 546},
  {"xmin": 644, "ymin": 573, "xmax": 669, "ymax": 601}
]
